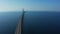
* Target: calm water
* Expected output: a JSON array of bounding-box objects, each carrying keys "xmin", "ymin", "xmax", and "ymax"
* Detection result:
[{"xmin": 0, "ymin": 11, "xmax": 60, "ymax": 34}]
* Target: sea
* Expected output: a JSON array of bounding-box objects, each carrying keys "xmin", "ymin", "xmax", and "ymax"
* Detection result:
[{"xmin": 0, "ymin": 11, "xmax": 60, "ymax": 34}]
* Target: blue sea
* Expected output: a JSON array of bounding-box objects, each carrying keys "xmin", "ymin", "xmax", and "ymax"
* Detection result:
[{"xmin": 0, "ymin": 11, "xmax": 60, "ymax": 34}]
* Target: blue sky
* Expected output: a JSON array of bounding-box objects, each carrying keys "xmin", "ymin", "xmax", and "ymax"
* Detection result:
[{"xmin": 0, "ymin": 0, "xmax": 60, "ymax": 11}]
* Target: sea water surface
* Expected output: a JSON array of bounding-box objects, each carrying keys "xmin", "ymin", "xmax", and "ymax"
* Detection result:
[{"xmin": 0, "ymin": 11, "xmax": 60, "ymax": 34}]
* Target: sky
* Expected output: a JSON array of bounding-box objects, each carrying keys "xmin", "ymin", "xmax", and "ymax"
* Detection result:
[{"xmin": 0, "ymin": 0, "xmax": 60, "ymax": 11}]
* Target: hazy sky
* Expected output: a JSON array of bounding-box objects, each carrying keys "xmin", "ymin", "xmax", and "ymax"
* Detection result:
[{"xmin": 0, "ymin": 0, "xmax": 60, "ymax": 11}]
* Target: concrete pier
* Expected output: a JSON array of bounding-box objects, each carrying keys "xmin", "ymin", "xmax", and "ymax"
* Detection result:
[{"xmin": 15, "ymin": 9, "xmax": 24, "ymax": 34}]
